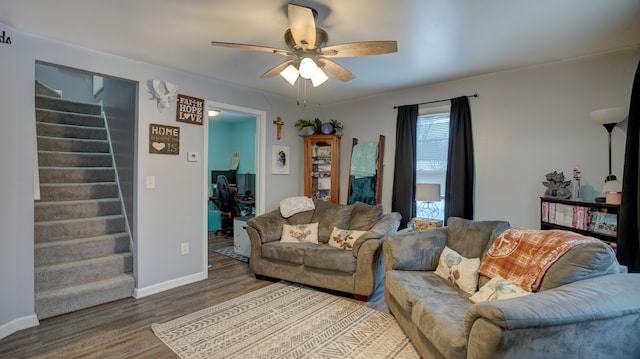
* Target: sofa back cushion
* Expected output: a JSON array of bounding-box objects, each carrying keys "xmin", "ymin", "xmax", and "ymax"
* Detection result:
[
  {"xmin": 286, "ymin": 210, "xmax": 314, "ymax": 225},
  {"xmin": 538, "ymin": 241, "xmax": 623, "ymax": 291},
  {"xmin": 446, "ymin": 217, "xmax": 510, "ymax": 259},
  {"xmin": 310, "ymin": 200, "xmax": 353, "ymax": 243},
  {"xmin": 348, "ymin": 202, "xmax": 383, "ymax": 231}
]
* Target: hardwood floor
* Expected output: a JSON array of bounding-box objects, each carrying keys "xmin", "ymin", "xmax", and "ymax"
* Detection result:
[{"xmin": 0, "ymin": 233, "xmax": 388, "ymax": 358}]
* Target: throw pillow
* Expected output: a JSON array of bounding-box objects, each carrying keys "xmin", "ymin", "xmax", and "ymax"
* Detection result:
[
  {"xmin": 328, "ymin": 227, "xmax": 367, "ymax": 250},
  {"xmin": 280, "ymin": 223, "xmax": 319, "ymax": 244},
  {"xmin": 279, "ymin": 196, "xmax": 315, "ymax": 218},
  {"xmin": 469, "ymin": 274, "xmax": 532, "ymax": 303},
  {"xmin": 435, "ymin": 246, "xmax": 481, "ymax": 295}
]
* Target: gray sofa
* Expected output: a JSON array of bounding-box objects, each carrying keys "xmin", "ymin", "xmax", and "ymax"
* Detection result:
[
  {"xmin": 247, "ymin": 200, "xmax": 401, "ymax": 299},
  {"xmin": 384, "ymin": 217, "xmax": 640, "ymax": 359}
]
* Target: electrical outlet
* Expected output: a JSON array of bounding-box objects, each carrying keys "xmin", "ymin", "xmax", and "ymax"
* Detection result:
[{"xmin": 181, "ymin": 242, "xmax": 189, "ymax": 255}]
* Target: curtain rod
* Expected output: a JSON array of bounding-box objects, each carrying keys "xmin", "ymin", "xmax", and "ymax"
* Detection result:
[{"xmin": 393, "ymin": 94, "xmax": 478, "ymax": 109}]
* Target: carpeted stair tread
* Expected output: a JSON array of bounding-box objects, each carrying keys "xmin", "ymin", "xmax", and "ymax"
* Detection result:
[
  {"xmin": 35, "ymin": 81, "xmax": 62, "ymax": 98},
  {"xmin": 37, "ymin": 136, "xmax": 110, "ymax": 153},
  {"xmin": 36, "ymin": 121, "xmax": 107, "ymax": 140},
  {"xmin": 39, "ymin": 166, "xmax": 115, "ymax": 183},
  {"xmin": 36, "ymin": 109, "xmax": 105, "ymax": 127},
  {"xmin": 34, "ymin": 81, "xmax": 134, "ymax": 320},
  {"xmin": 39, "ymin": 182, "xmax": 119, "ymax": 201},
  {"xmin": 35, "ymin": 214, "xmax": 126, "ymax": 242},
  {"xmin": 35, "ymin": 252, "xmax": 133, "ymax": 291},
  {"xmin": 36, "ymin": 95, "xmax": 102, "ymax": 115},
  {"xmin": 35, "ymin": 233, "xmax": 131, "ymax": 266},
  {"xmin": 37, "ymin": 151, "xmax": 113, "ymax": 167},
  {"xmin": 35, "ymin": 198, "xmax": 122, "ymax": 221},
  {"xmin": 35, "ymin": 274, "xmax": 135, "ymax": 320}
]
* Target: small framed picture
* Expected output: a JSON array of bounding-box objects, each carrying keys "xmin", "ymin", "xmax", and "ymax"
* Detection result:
[{"xmin": 272, "ymin": 145, "xmax": 289, "ymax": 175}]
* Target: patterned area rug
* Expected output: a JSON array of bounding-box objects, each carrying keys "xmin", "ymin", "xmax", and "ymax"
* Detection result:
[
  {"xmin": 152, "ymin": 282, "xmax": 419, "ymax": 359},
  {"xmin": 212, "ymin": 245, "xmax": 248, "ymax": 263}
]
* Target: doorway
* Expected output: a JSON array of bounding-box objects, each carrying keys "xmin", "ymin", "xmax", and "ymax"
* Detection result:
[{"xmin": 203, "ymin": 100, "xmax": 266, "ymax": 270}]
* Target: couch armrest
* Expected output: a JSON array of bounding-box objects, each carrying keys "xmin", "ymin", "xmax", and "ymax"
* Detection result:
[
  {"xmin": 383, "ymin": 228, "xmax": 447, "ymax": 271},
  {"xmin": 352, "ymin": 212, "xmax": 401, "ymax": 255},
  {"xmin": 465, "ymin": 273, "xmax": 640, "ymax": 334},
  {"xmin": 246, "ymin": 208, "xmax": 286, "ymax": 244}
]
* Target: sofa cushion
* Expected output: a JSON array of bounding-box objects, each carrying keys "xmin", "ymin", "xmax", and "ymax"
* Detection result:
[
  {"xmin": 447, "ymin": 217, "xmax": 510, "ymax": 259},
  {"xmin": 303, "ymin": 245, "xmax": 357, "ymax": 273},
  {"xmin": 311, "ymin": 200, "xmax": 353, "ymax": 243},
  {"xmin": 262, "ymin": 241, "xmax": 319, "ymax": 264},
  {"xmin": 411, "ymin": 276, "xmax": 473, "ymax": 359},
  {"xmin": 347, "ymin": 202, "xmax": 383, "ymax": 231},
  {"xmin": 434, "ymin": 246, "xmax": 481, "ymax": 295},
  {"xmin": 538, "ymin": 241, "xmax": 622, "ymax": 291},
  {"xmin": 281, "ymin": 223, "xmax": 319, "ymax": 244}
]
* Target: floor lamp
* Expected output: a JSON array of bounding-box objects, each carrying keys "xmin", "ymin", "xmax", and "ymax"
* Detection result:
[
  {"xmin": 591, "ymin": 107, "xmax": 625, "ymax": 203},
  {"xmin": 416, "ymin": 183, "xmax": 441, "ymax": 219}
]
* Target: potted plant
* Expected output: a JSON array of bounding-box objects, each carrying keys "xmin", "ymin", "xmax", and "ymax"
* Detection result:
[
  {"xmin": 295, "ymin": 118, "xmax": 317, "ymax": 136},
  {"xmin": 329, "ymin": 119, "xmax": 343, "ymax": 136}
]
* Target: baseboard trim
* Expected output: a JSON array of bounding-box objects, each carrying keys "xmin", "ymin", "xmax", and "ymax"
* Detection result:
[
  {"xmin": 0, "ymin": 314, "xmax": 39, "ymax": 340},
  {"xmin": 133, "ymin": 271, "xmax": 207, "ymax": 299}
]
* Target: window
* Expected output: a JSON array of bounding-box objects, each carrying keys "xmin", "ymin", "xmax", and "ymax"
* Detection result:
[{"xmin": 416, "ymin": 107, "xmax": 449, "ymax": 220}]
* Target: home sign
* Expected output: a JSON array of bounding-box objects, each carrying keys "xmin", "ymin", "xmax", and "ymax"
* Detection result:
[
  {"xmin": 176, "ymin": 94, "xmax": 204, "ymax": 125},
  {"xmin": 149, "ymin": 123, "xmax": 180, "ymax": 155}
]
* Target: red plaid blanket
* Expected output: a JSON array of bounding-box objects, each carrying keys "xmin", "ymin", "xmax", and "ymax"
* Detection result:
[{"xmin": 478, "ymin": 228, "xmax": 601, "ymax": 292}]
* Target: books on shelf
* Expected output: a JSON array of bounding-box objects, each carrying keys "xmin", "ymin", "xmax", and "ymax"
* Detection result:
[{"xmin": 541, "ymin": 201, "xmax": 617, "ymax": 236}]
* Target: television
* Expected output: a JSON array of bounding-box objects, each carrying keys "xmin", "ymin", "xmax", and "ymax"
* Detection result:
[
  {"xmin": 236, "ymin": 173, "xmax": 255, "ymax": 197},
  {"xmin": 211, "ymin": 170, "xmax": 236, "ymax": 185}
]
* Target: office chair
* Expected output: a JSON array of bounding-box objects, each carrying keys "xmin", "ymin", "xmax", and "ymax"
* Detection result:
[{"xmin": 215, "ymin": 175, "xmax": 241, "ymax": 238}]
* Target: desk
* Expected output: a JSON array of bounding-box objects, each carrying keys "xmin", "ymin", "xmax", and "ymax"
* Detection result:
[{"xmin": 209, "ymin": 195, "xmax": 255, "ymax": 215}]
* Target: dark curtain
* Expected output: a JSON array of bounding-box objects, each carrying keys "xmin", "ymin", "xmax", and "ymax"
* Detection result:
[
  {"xmin": 444, "ymin": 96, "xmax": 475, "ymax": 224},
  {"xmin": 392, "ymin": 105, "xmax": 418, "ymax": 228},
  {"xmin": 618, "ymin": 60, "xmax": 640, "ymax": 272}
]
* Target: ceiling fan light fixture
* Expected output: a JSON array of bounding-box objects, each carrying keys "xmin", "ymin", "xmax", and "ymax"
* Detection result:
[
  {"xmin": 280, "ymin": 64, "xmax": 299, "ymax": 85},
  {"xmin": 298, "ymin": 57, "xmax": 318, "ymax": 79},
  {"xmin": 311, "ymin": 68, "xmax": 328, "ymax": 87}
]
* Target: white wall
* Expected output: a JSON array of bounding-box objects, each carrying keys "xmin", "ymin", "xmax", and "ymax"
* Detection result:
[
  {"xmin": 0, "ymin": 24, "xmax": 306, "ymax": 337},
  {"xmin": 328, "ymin": 48, "xmax": 639, "ymax": 228}
]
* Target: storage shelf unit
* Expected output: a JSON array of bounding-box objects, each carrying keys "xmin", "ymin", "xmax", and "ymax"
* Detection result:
[
  {"xmin": 540, "ymin": 197, "xmax": 619, "ymax": 246},
  {"xmin": 304, "ymin": 134, "xmax": 340, "ymax": 203}
]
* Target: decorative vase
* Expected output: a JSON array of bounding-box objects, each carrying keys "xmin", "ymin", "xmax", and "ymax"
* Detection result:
[{"xmin": 334, "ymin": 128, "xmax": 343, "ymax": 137}]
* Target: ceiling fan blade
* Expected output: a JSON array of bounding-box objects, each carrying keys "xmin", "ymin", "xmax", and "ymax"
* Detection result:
[
  {"xmin": 211, "ymin": 41, "xmax": 291, "ymax": 55},
  {"xmin": 321, "ymin": 41, "xmax": 398, "ymax": 58},
  {"xmin": 261, "ymin": 60, "xmax": 294, "ymax": 78},
  {"xmin": 317, "ymin": 59, "xmax": 355, "ymax": 82},
  {"xmin": 287, "ymin": 3, "xmax": 317, "ymax": 50}
]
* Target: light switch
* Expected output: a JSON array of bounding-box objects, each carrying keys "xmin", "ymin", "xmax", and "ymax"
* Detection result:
[
  {"xmin": 146, "ymin": 176, "xmax": 155, "ymax": 189},
  {"xmin": 187, "ymin": 152, "xmax": 199, "ymax": 162}
]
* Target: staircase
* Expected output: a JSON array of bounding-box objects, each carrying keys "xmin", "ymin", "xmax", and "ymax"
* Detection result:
[{"xmin": 34, "ymin": 81, "xmax": 135, "ymax": 320}]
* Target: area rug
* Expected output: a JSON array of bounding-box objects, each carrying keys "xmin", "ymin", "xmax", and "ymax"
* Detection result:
[
  {"xmin": 212, "ymin": 245, "xmax": 248, "ymax": 263},
  {"xmin": 151, "ymin": 282, "xmax": 419, "ymax": 359}
]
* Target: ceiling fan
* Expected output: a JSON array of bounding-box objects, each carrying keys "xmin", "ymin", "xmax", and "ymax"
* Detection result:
[{"xmin": 211, "ymin": 3, "xmax": 398, "ymax": 87}]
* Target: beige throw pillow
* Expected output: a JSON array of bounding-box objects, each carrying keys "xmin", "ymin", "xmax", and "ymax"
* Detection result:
[
  {"xmin": 328, "ymin": 227, "xmax": 367, "ymax": 250},
  {"xmin": 470, "ymin": 274, "xmax": 532, "ymax": 303},
  {"xmin": 281, "ymin": 223, "xmax": 319, "ymax": 244},
  {"xmin": 435, "ymin": 246, "xmax": 481, "ymax": 294}
]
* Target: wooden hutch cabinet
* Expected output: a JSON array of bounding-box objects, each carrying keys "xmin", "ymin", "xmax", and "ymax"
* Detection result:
[{"xmin": 304, "ymin": 134, "xmax": 340, "ymax": 203}]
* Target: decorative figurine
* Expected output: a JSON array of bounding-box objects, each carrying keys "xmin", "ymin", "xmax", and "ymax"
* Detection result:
[{"xmin": 543, "ymin": 171, "xmax": 572, "ymax": 199}]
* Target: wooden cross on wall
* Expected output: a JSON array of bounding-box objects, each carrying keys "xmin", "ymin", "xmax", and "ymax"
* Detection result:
[{"xmin": 273, "ymin": 117, "xmax": 284, "ymax": 141}]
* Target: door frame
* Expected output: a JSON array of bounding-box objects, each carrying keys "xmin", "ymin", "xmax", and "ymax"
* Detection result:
[{"xmin": 201, "ymin": 100, "xmax": 266, "ymax": 273}]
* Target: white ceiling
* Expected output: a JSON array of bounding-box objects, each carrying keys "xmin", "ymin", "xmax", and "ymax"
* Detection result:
[{"xmin": 2, "ymin": 0, "xmax": 640, "ymax": 105}]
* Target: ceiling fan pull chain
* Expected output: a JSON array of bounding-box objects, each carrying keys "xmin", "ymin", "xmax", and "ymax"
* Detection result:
[
  {"xmin": 296, "ymin": 78, "xmax": 300, "ymax": 106},
  {"xmin": 304, "ymin": 80, "xmax": 308, "ymax": 107}
]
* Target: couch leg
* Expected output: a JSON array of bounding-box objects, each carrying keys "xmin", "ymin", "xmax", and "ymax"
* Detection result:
[{"xmin": 353, "ymin": 294, "xmax": 369, "ymax": 302}]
